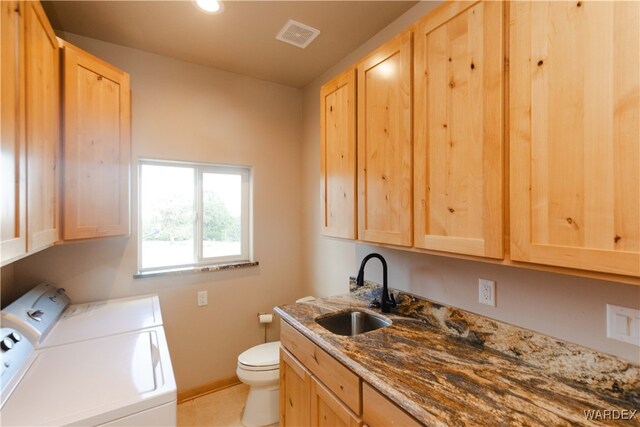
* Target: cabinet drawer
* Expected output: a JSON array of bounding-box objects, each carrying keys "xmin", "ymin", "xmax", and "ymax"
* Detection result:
[
  {"xmin": 363, "ymin": 383, "xmax": 421, "ymax": 427},
  {"xmin": 281, "ymin": 320, "xmax": 361, "ymax": 415}
]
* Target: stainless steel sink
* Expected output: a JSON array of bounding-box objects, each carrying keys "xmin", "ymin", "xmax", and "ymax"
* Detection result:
[{"xmin": 315, "ymin": 310, "xmax": 391, "ymax": 336}]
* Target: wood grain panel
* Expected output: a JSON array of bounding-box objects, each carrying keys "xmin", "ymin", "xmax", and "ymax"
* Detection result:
[
  {"xmin": 25, "ymin": 0, "xmax": 59, "ymax": 252},
  {"xmin": 1, "ymin": 0, "xmax": 27, "ymax": 265},
  {"xmin": 280, "ymin": 348, "xmax": 311, "ymax": 427},
  {"xmin": 414, "ymin": 1, "xmax": 504, "ymax": 259},
  {"xmin": 510, "ymin": 1, "xmax": 640, "ymax": 276},
  {"xmin": 281, "ymin": 320, "xmax": 361, "ymax": 415},
  {"xmin": 62, "ymin": 41, "xmax": 130, "ymax": 240},
  {"xmin": 362, "ymin": 383, "xmax": 421, "ymax": 427},
  {"xmin": 311, "ymin": 376, "xmax": 362, "ymax": 427},
  {"xmin": 320, "ymin": 68, "xmax": 357, "ymax": 239},
  {"xmin": 357, "ymin": 30, "xmax": 413, "ymax": 247}
]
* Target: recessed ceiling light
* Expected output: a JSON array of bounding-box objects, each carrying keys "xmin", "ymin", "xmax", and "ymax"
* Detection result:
[{"xmin": 195, "ymin": 0, "xmax": 223, "ymax": 14}]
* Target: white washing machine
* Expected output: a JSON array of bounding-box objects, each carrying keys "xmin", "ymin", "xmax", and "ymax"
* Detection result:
[
  {"xmin": 1, "ymin": 283, "xmax": 163, "ymax": 348},
  {"xmin": 0, "ymin": 283, "xmax": 177, "ymax": 426}
]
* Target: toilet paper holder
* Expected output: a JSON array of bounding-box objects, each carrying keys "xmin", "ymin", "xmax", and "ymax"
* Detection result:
[
  {"xmin": 257, "ymin": 312, "xmax": 273, "ymax": 343},
  {"xmin": 257, "ymin": 313, "xmax": 273, "ymax": 324}
]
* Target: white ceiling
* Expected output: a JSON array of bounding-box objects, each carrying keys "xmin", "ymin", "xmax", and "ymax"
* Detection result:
[{"xmin": 42, "ymin": 1, "xmax": 419, "ymax": 88}]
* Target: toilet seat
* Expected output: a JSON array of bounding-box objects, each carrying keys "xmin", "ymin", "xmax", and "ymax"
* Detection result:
[
  {"xmin": 238, "ymin": 363, "xmax": 279, "ymax": 372},
  {"xmin": 237, "ymin": 341, "xmax": 280, "ymax": 371}
]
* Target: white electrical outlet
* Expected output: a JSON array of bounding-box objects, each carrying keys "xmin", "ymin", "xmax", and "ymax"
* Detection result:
[
  {"xmin": 197, "ymin": 291, "xmax": 208, "ymax": 306},
  {"xmin": 607, "ymin": 304, "xmax": 640, "ymax": 346},
  {"xmin": 478, "ymin": 279, "xmax": 496, "ymax": 307}
]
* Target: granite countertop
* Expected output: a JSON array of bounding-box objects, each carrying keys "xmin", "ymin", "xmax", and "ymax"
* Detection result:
[{"xmin": 274, "ymin": 285, "xmax": 640, "ymax": 426}]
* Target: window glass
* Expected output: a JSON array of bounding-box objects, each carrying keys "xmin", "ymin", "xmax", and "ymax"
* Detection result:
[
  {"xmin": 202, "ymin": 173, "xmax": 242, "ymax": 259},
  {"xmin": 138, "ymin": 160, "xmax": 250, "ymax": 273}
]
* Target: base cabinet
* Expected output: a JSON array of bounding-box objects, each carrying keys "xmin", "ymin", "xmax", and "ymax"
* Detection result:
[
  {"xmin": 280, "ymin": 348, "xmax": 311, "ymax": 426},
  {"xmin": 280, "ymin": 320, "xmax": 421, "ymax": 427},
  {"xmin": 311, "ymin": 376, "xmax": 361, "ymax": 427},
  {"xmin": 362, "ymin": 383, "xmax": 421, "ymax": 427}
]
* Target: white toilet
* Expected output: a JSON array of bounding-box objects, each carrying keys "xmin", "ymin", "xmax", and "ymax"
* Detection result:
[{"xmin": 237, "ymin": 341, "xmax": 281, "ymax": 427}]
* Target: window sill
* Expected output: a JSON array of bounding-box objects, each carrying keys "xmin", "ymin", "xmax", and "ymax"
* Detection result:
[{"xmin": 134, "ymin": 261, "xmax": 259, "ymax": 279}]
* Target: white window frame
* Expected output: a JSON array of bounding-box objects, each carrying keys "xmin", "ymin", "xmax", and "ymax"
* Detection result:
[{"xmin": 137, "ymin": 158, "xmax": 251, "ymax": 273}]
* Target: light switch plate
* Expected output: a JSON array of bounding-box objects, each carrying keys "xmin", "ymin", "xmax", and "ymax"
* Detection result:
[
  {"xmin": 478, "ymin": 279, "xmax": 496, "ymax": 307},
  {"xmin": 606, "ymin": 304, "xmax": 640, "ymax": 346}
]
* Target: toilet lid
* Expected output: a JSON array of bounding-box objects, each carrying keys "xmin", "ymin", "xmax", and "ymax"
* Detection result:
[{"xmin": 238, "ymin": 341, "xmax": 280, "ymax": 368}]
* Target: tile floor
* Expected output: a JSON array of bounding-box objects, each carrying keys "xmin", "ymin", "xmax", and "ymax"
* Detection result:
[{"xmin": 177, "ymin": 383, "xmax": 251, "ymax": 426}]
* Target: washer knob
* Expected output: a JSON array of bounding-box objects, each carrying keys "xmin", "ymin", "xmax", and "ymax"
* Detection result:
[
  {"xmin": 56, "ymin": 288, "xmax": 66, "ymax": 295},
  {"xmin": 8, "ymin": 332, "xmax": 21, "ymax": 343},
  {"xmin": 28, "ymin": 309, "xmax": 44, "ymax": 322},
  {"xmin": 1, "ymin": 338, "xmax": 14, "ymax": 351}
]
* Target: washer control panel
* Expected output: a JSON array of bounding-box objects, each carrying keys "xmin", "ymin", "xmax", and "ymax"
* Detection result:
[
  {"xmin": 1, "ymin": 283, "xmax": 70, "ymax": 345},
  {"xmin": 0, "ymin": 327, "xmax": 33, "ymax": 408}
]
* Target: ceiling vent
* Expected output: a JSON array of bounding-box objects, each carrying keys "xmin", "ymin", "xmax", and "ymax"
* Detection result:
[{"xmin": 276, "ymin": 19, "xmax": 320, "ymax": 49}]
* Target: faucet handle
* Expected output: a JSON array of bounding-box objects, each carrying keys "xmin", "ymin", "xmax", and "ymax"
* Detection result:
[
  {"xmin": 369, "ymin": 298, "xmax": 381, "ymax": 308},
  {"xmin": 388, "ymin": 292, "xmax": 397, "ymax": 307}
]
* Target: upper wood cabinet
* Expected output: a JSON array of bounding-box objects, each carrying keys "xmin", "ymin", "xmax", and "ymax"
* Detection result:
[
  {"xmin": 25, "ymin": 0, "xmax": 60, "ymax": 253},
  {"xmin": 320, "ymin": 68, "xmax": 357, "ymax": 239},
  {"xmin": 413, "ymin": 1, "xmax": 504, "ymax": 259},
  {"xmin": 1, "ymin": 0, "xmax": 27, "ymax": 265},
  {"xmin": 510, "ymin": 1, "xmax": 640, "ymax": 276},
  {"xmin": 357, "ymin": 30, "xmax": 413, "ymax": 247},
  {"xmin": 61, "ymin": 41, "xmax": 131, "ymax": 240}
]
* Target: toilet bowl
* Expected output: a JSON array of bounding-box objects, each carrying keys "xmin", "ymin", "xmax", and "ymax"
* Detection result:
[{"xmin": 237, "ymin": 341, "xmax": 280, "ymax": 427}]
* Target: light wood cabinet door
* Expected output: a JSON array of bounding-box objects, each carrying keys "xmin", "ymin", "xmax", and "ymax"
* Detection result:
[
  {"xmin": 510, "ymin": 1, "xmax": 640, "ymax": 276},
  {"xmin": 414, "ymin": 1, "xmax": 504, "ymax": 259},
  {"xmin": 61, "ymin": 41, "xmax": 130, "ymax": 240},
  {"xmin": 311, "ymin": 376, "xmax": 361, "ymax": 427},
  {"xmin": 357, "ymin": 30, "xmax": 413, "ymax": 247},
  {"xmin": 1, "ymin": 0, "xmax": 27, "ymax": 265},
  {"xmin": 280, "ymin": 348, "xmax": 311, "ymax": 427},
  {"xmin": 25, "ymin": 0, "xmax": 59, "ymax": 252},
  {"xmin": 362, "ymin": 383, "xmax": 421, "ymax": 427},
  {"xmin": 320, "ymin": 68, "xmax": 357, "ymax": 239},
  {"xmin": 281, "ymin": 321, "xmax": 361, "ymax": 415}
]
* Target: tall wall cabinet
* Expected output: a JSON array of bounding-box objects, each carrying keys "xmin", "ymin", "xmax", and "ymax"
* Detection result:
[
  {"xmin": 510, "ymin": 1, "xmax": 640, "ymax": 277},
  {"xmin": 357, "ymin": 30, "xmax": 413, "ymax": 247},
  {"xmin": 61, "ymin": 42, "xmax": 131, "ymax": 240},
  {"xmin": 1, "ymin": 0, "xmax": 27, "ymax": 264},
  {"xmin": 25, "ymin": 0, "xmax": 60, "ymax": 253},
  {"xmin": 320, "ymin": 68, "xmax": 357, "ymax": 239},
  {"xmin": 413, "ymin": 1, "xmax": 504, "ymax": 259},
  {"xmin": 1, "ymin": 0, "xmax": 131, "ymax": 266},
  {"xmin": 1, "ymin": 0, "xmax": 59, "ymax": 266},
  {"xmin": 319, "ymin": 0, "xmax": 639, "ymax": 283}
]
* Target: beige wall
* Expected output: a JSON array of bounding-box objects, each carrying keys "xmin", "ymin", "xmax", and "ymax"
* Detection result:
[
  {"xmin": 8, "ymin": 33, "xmax": 305, "ymax": 392},
  {"xmin": 4, "ymin": 1, "xmax": 639, "ymax": 397},
  {"xmin": 301, "ymin": 2, "xmax": 640, "ymax": 363}
]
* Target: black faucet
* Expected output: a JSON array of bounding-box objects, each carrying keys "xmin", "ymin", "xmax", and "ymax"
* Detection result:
[{"xmin": 356, "ymin": 253, "xmax": 396, "ymax": 313}]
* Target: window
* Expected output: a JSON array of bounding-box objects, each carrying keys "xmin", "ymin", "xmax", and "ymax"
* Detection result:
[{"xmin": 138, "ymin": 159, "xmax": 251, "ymax": 273}]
